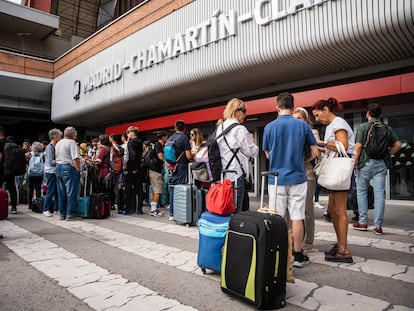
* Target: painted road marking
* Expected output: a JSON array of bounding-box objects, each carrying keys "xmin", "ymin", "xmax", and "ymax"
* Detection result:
[
  {"xmin": 6, "ymin": 211, "xmax": 413, "ymax": 310},
  {"xmin": 0, "ymin": 221, "xmax": 197, "ymax": 311}
]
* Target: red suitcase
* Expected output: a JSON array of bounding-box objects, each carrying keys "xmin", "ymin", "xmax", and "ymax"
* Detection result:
[{"xmin": 0, "ymin": 188, "xmax": 9, "ymax": 220}]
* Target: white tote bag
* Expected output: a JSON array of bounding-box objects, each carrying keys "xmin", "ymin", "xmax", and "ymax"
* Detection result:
[{"xmin": 316, "ymin": 142, "xmax": 355, "ymax": 191}]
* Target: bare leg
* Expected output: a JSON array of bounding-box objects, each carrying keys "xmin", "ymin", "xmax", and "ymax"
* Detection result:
[
  {"xmin": 330, "ymin": 192, "xmax": 350, "ymax": 254},
  {"xmin": 291, "ymin": 219, "xmax": 305, "ymax": 253}
]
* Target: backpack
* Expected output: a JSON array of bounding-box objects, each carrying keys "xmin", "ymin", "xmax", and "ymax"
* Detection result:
[
  {"xmin": 28, "ymin": 151, "xmax": 44, "ymax": 177},
  {"xmin": 143, "ymin": 148, "xmax": 157, "ymax": 169},
  {"xmin": 164, "ymin": 136, "xmax": 184, "ymax": 165},
  {"xmin": 4, "ymin": 143, "xmax": 26, "ymax": 176},
  {"xmin": 126, "ymin": 138, "xmax": 143, "ymax": 171},
  {"xmin": 193, "ymin": 123, "xmax": 240, "ymax": 183},
  {"xmin": 364, "ymin": 122, "xmax": 391, "ymax": 159},
  {"xmin": 111, "ymin": 145, "xmax": 124, "ymax": 173}
]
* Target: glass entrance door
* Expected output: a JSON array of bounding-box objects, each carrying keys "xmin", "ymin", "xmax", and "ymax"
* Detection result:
[{"xmin": 387, "ymin": 115, "xmax": 414, "ymax": 200}]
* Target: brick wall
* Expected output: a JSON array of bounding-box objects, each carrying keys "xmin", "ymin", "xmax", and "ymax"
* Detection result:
[
  {"xmin": 0, "ymin": 52, "xmax": 53, "ymax": 79},
  {"xmin": 54, "ymin": 0, "xmax": 193, "ymax": 77}
]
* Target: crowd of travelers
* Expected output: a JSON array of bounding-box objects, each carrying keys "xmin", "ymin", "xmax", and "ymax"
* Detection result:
[{"xmin": 0, "ymin": 94, "xmax": 401, "ymax": 266}]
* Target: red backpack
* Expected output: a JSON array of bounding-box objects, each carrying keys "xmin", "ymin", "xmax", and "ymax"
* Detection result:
[{"xmin": 205, "ymin": 179, "xmax": 236, "ymax": 216}]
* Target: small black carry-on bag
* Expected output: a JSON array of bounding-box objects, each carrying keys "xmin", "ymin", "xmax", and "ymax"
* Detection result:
[
  {"xmin": 89, "ymin": 192, "xmax": 111, "ymax": 219},
  {"xmin": 221, "ymin": 171, "xmax": 288, "ymax": 309}
]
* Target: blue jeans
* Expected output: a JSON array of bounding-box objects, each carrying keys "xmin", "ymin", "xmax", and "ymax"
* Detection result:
[
  {"xmin": 44, "ymin": 173, "xmax": 58, "ymax": 212},
  {"xmin": 356, "ymin": 159, "xmax": 387, "ymax": 227},
  {"xmin": 56, "ymin": 164, "xmax": 80, "ymax": 219}
]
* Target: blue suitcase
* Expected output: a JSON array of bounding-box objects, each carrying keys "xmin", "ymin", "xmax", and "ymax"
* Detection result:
[
  {"xmin": 197, "ymin": 211, "xmax": 232, "ymax": 273},
  {"xmin": 76, "ymin": 196, "xmax": 90, "ymax": 218},
  {"xmin": 75, "ymin": 167, "xmax": 91, "ymax": 218}
]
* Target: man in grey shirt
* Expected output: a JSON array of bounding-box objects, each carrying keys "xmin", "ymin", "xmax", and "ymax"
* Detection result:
[{"xmin": 55, "ymin": 127, "xmax": 81, "ymax": 220}]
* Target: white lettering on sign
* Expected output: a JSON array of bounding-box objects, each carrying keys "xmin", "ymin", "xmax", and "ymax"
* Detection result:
[
  {"xmin": 129, "ymin": 10, "xmax": 236, "ymax": 73},
  {"xmin": 75, "ymin": 0, "xmax": 328, "ymax": 99},
  {"xmin": 83, "ymin": 63, "xmax": 122, "ymax": 93}
]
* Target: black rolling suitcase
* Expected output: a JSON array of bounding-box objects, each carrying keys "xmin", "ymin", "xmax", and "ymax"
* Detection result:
[
  {"xmin": 89, "ymin": 193, "xmax": 111, "ymax": 219},
  {"xmin": 221, "ymin": 172, "xmax": 288, "ymax": 309}
]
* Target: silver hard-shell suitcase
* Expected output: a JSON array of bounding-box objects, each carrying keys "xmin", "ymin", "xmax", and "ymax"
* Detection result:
[{"xmin": 173, "ymin": 164, "xmax": 205, "ymax": 225}]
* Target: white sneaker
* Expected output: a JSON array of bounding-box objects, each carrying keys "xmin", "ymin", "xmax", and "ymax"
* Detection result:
[
  {"xmin": 169, "ymin": 216, "xmax": 174, "ymax": 221},
  {"xmin": 314, "ymin": 202, "xmax": 324, "ymax": 209},
  {"xmin": 293, "ymin": 252, "xmax": 310, "ymax": 268},
  {"xmin": 43, "ymin": 211, "xmax": 52, "ymax": 217}
]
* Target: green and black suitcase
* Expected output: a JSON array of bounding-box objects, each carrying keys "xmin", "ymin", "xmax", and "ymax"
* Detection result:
[{"xmin": 220, "ymin": 211, "xmax": 288, "ymax": 309}]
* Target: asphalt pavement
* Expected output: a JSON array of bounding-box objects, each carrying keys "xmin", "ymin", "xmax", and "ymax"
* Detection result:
[{"xmin": 0, "ymin": 195, "xmax": 413, "ymax": 311}]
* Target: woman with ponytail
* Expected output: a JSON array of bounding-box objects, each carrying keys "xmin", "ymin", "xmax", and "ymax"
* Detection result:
[{"xmin": 312, "ymin": 97, "xmax": 355, "ymax": 263}]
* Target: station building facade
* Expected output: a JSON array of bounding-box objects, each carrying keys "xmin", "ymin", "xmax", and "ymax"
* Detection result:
[{"xmin": 2, "ymin": 0, "xmax": 413, "ymax": 201}]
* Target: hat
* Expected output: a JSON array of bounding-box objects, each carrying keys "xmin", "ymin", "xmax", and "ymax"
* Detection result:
[
  {"xmin": 143, "ymin": 140, "xmax": 151, "ymax": 147},
  {"xmin": 80, "ymin": 143, "xmax": 87, "ymax": 152}
]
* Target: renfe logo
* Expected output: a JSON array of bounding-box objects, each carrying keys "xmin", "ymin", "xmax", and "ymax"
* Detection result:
[{"xmin": 73, "ymin": 0, "xmax": 328, "ymax": 100}]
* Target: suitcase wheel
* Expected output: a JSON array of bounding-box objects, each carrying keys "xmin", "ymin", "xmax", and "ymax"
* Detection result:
[
  {"xmin": 201, "ymin": 268, "xmax": 206, "ymax": 274},
  {"xmin": 279, "ymin": 298, "xmax": 286, "ymax": 308}
]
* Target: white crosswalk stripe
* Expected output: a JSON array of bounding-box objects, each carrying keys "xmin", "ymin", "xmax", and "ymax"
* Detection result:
[
  {"xmin": 0, "ymin": 220, "xmax": 197, "ymax": 311},
  {"xmin": 1, "ymin": 210, "xmax": 413, "ymax": 311},
  {"xmin": 112, "ymin": 214, "xmax": 414, "ymax": 284}
]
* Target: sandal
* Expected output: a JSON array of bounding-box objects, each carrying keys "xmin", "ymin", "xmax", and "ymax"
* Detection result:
[
  {"xmin": 324, "ymin": 244, "xmax": 338, "ymax": 256},
  {"xmin": 325, "ymin": 251, "xmax": 353, "ymax": 263}
]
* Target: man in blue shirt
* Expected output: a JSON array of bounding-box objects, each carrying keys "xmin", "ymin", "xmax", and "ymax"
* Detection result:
[
  {"xmin": 167, "ymin": 120, "xmax": 193, "ymax": 220},
  {"xmin": 263, "ymin": 92, "xmax": 318, "ymax": 268}
]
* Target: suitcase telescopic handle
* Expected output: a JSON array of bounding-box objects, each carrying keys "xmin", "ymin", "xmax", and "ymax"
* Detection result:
[
  {"xmin": 221, "ymin": 169, "xmax": 238, "ymax": 209},
  {"xmin": 260, "ymin": 171, "xmax": 278, "ymax": 210},
  {"xmin": 221, "ymin": 170, "xmax": 237, "ymax": 183}
]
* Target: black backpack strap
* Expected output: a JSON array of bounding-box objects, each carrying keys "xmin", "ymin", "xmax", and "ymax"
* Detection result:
[
  {"xmin": 215, "ymin": 122, "xmax": 240, "ymax": 140},
  {"xmin": 174, "ymin": 134, "xmax": 185, "ymax": 163},
  {"xmin": 221, "ymin": 124, "xmax": 247, "ymax": 176},
  {"xmin": 223, "ymin": 135, "xmax": 246, "ymax": 176},
  {"xmin": 363, "ymin": 122, "xmax": 375, "ymax": 147}
]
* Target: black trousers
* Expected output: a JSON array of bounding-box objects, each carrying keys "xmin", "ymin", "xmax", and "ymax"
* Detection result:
[
  {"xmin": 4, "ymin": 175, "xmax": 17, "ymax": 208},
  {"xmin": 28, "ymin": 176, "xmax": 43, "ymax": 208},
  {"xmin": 125, "ymin": 171, "xmax": 144, "ymax": 213}
]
